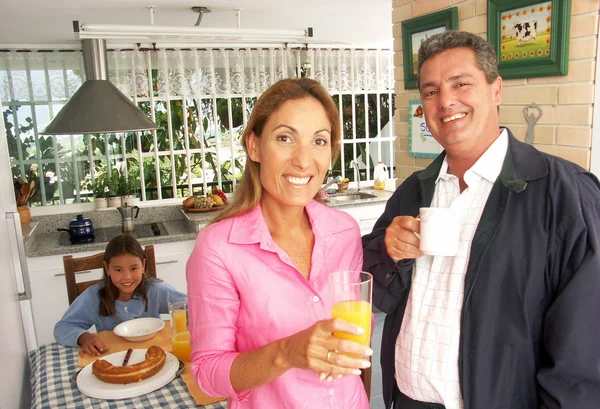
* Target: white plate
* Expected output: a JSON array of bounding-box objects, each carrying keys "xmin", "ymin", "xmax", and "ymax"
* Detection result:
[{"xmin": 77, "ymin": 349, "xmax": 178, "ymax": 400}]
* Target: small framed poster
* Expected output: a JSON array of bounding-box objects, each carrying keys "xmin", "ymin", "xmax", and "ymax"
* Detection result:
[
  {"xmin": 408, "ymin": 100, "xmax": 443, "ymax": 158},
  {"xmin": 488, "ymin": 0, "xmax": 571, "ymax": 79},
  {"xmin": 401, "ymin": 7, "xmax": 458, "ymax": 89}
]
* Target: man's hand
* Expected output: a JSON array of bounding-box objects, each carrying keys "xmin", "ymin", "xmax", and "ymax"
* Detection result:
[{"xmin": 384, "ymin": 215, "xmax": 422, "ymax": 262}]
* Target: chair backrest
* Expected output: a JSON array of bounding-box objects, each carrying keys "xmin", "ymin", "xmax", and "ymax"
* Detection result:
[{"xmin": 63, "ymin": 244, "xmax": 157, "ymax": 305}]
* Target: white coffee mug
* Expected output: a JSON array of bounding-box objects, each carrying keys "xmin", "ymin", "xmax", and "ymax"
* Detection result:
[{"xmin": 418, "ymin": 207, "xmax": 461, "ymax": 256}]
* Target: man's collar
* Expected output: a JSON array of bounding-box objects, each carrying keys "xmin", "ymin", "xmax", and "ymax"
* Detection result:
[
  {"xmin": 434, "ymin": 129, "xmax": 507, "ymax": 184},
  {"xmin": 418, "ymin": 128, "xmax": 548, "ymax": 193}
]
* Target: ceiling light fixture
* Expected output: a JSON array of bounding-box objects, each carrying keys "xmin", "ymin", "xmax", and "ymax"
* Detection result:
[{"xmin": 74, "ymin": 21, "xmax": 313, "ymax": 44}]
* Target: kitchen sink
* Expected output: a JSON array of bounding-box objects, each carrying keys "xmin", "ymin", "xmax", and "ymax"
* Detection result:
[
  {"xmin": 57, "ymin": 222, "xmax": 169, "ymax": 247},
  {"xmin": 327, "ymin": 192, "xmax": 378, "ymax": 203}
]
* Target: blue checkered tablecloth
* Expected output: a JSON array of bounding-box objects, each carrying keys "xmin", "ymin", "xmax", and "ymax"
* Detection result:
[{"xmin": 29, "ymin": 343, "xmax": 228, "ymax": 409}]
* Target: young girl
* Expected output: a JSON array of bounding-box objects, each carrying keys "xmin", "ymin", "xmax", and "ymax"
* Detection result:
[{"xmin": 54, "ymin": 234, "xmax": 186, "ymax": 356}]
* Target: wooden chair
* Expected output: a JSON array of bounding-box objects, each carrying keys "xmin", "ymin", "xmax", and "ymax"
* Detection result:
[{"xmin": 63, "ymin": 244, "xmax": 157, "ymax": 305}]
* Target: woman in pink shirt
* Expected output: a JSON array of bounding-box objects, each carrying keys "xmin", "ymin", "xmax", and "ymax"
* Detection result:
[{"xmin": 186, "ymin": 78, "xmax": 372, "ymax": 408}]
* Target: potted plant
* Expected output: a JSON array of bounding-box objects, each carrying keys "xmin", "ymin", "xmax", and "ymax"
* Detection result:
[
  {"xmin": 120, "ymin": 173, "xmax": 140, "ymax": 207},
  {"xmin": 107, "ymin": 172, "xmax": 122, "ymax": 207},
  {"xmin": 337, "ymin": 178, "xmax": 350, "ymax": 193},
  {"xmin": 91, "ymin": 174, "xmax": 109, "ymax": 209}
]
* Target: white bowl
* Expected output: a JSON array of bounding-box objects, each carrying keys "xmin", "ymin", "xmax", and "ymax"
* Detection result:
[{"xmin": 113, "ymin": 317, "xmax": 165, "ymax": 342}]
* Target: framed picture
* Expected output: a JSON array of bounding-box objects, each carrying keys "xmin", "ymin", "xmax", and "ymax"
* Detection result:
[
  {"xmin": 408, "ymin": 100, "xmax": 443, "ymax": 158},
  {"xmin": 488, "ymin": 0, "xmax": 571, "ymax": 79},
  {"xmin": 401, "ymin": 7, "xmax": 458, "ymax": 90}
]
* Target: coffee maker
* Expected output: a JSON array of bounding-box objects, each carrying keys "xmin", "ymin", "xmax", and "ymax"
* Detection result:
[{"xmin": 117, "ymin": 205, "xmax": 140, "ymax": 232}]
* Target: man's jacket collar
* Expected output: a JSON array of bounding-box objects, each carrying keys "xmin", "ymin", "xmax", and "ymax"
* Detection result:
[{"xmin": 417, "ymin": 128, "xmax": 548, "ymax": 197}]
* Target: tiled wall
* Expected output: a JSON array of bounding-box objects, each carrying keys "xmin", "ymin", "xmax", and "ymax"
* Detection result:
[{"xmin": 392, "ymin": 0, "xmax": 599, "ymax": 183}]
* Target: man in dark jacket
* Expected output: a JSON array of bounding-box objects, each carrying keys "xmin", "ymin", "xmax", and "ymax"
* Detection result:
[{"xmin": 363, "ymin": 30, "xmax": 600, "ymax": 409}]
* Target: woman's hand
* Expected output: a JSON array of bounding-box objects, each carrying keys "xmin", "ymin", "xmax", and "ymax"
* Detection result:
[
  {"xmin": 279, "ymin": 317, "xmax": 373, "ymax": 381},
  {"xmin": 384, "ymin": 215, "xmax": 422, "ymax": 261},
  {"xmin": 77, "ymin": 332, "xmax": 107, "ymax": 356}
]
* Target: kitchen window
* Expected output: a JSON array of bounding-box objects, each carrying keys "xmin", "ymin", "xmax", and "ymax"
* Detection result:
[{"xmin": 0, "ymin": 47, "xmax": 394, "ymax": 207}]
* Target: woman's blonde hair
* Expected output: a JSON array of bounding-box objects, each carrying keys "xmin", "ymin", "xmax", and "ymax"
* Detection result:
[{"xmin": 211, "ymin": 78, "xmax": 340, "ymax": 224}]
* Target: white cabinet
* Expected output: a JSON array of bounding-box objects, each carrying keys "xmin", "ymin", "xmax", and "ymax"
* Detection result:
[
  {"xmin": 337, "ymin": 202, "xmax": 386, "ymax": 236},
  {"xmin": 153, "ymin": 240, "xmax": 196, "ymax": 293},
  {"xmin": 27, "ymin": 251, "xmax": 104, "ymax": 347}
]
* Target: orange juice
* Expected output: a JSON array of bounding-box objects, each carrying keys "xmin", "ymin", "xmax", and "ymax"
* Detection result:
[
  {"xmin": 331, "ymin": 300, "xmax": 371, "ymax": 346},
  {"xmin": 172, "ymin": 330, "xmax": 192, "ymax": 361},
  {"xmin": 173, "ymin": 309, "xmax": 187, "ymax": 334}
]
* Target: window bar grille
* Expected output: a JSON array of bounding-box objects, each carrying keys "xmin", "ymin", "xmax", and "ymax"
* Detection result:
[
  {"xmin": 4, "ymin": 57, "xmax": 26, "ymax": 191},
  {"xmin": 350, "ymin": 49, "xmax": 358, "ymax": 183},
  {"xmin": 130, "ymin": 50, "xmax": 145, "ymax": 199},
  {"xmin": 161, "ymin": 52, "xmax": 177, "ymax": 199},
  {"xmin": 175, "ymin": 49, "xmax": 191, "ymax": 198},
  {"xmin": 24, "ymin": 55, "xmax": 52, "ymax": 203},
  {"xmin": 74, "ymin": 53, "xmax": 87, "ymax": 203},
  {"xmin": 269, "ymin": 48, "xmax": 275, "ymax": 87},
  {"xmin": 114, "ymin": 50, "xmax": 129, "ymax": 182},
  {"xmin": 41, "ymin": 53, "xmax": 54, "ymax": 206},
  {"xmin": 253, "ymin": 49, "xmax": 260, "ymax": 98},
  {"xmin": 145, "ymin": 51, "xmax": 161, "ymax": 201},
  {"xmin": 387, "ymin": 52, "xmax": 394, "ymax": 179},
  {"xmin": 363, "ymin": 49, "xmax": 371, "ymax": 182},
  {"xmin": 295, "ymin": 48, "xmax": 301, "ymax": 79},
  {"xmin": 223, "ymin": 49, "xmax": 234, "ymax": 192},
  {"xmin": 337, "ymin": 50, "xmax": 345, "ymax": 181},
  {"xmin": 209, "ymin": 49, "xmax": 222, "ymax": 190},
  {"xmin": 239, "ymin": 48, "xmax": 249, "ymax": 190},
  {"xmin": 192, "ymin": 49, "xmax": 207, "ymax": 196},
  {"xmin": 181, "ymin": 95, "xmax": 191, "ymax": 197},
  {"xmin": 375, "ymin": 50, "xmax": 382, "ymax": 163}
]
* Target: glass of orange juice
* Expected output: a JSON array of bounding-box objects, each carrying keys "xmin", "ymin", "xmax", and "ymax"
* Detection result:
[
  {"xmin": 329, "ymin": 271, "xmax": 373, "ymax": 348},
  {"xmin": 168, "ymin": 301, "xmax": 191, "ymax": 361}
]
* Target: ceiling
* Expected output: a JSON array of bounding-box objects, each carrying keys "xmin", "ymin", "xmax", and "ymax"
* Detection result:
[{"xmin": 0, "ymin": 0, "xmax": 393, "ymax": 48}]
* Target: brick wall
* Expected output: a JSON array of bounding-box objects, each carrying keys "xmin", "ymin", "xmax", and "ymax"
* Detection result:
[{"xmin": 392, "ymin": 0, "xmax": 599, "ymax": 183}]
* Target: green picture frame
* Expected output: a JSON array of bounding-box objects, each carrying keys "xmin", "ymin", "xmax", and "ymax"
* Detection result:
[
  {"xmin": 488, "ymin": 0, "xmax": 571, "ymax": 79},
  {"xmin": 401, "ymin": 7, "xmax": 458, "ymax": 90}
]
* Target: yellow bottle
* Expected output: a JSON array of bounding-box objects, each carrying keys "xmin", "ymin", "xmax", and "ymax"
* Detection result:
[{"xmin": 373, "ymin": 162, "xmax": 388, "ymax": 190}]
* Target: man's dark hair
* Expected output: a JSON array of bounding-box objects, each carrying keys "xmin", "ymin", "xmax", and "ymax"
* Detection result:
[{"xmin": 417, "ymin": 30, "xmax": 499, "ymax": 88}]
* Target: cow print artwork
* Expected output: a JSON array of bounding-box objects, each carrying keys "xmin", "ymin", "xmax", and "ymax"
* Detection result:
[{"xmin": 498, "ymin": 1, "xmax": 552, "ymax": 62}]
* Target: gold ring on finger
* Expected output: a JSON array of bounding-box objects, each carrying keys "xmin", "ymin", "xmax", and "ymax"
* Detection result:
[{"xmin": 326, "ymin": 350, "xmax": 334, "ymax": 363}]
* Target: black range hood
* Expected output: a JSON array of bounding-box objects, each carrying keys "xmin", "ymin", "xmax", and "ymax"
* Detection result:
[{"xmin": 40, "ymin": 38, "xmax": 159, "ymax": 135}]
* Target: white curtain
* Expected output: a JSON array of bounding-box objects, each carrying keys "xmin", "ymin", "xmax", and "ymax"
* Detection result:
[{"xmin": 107, "ymin": 47, "xmax": 394, "ymax": 99}]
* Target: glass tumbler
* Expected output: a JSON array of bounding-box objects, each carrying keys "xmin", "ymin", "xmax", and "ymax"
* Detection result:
[
  {"xmin": 329, "ymin": 270, "xmax": 373, "ymax": 348},
  {"xmin": 169, "ymin": 301, "xmax": 191, "ymax": 361}
]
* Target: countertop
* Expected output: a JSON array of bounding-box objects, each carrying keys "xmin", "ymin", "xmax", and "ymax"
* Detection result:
[{"xmin": 24, "ymin": 188, "xmax": 392, "ymax": 258}]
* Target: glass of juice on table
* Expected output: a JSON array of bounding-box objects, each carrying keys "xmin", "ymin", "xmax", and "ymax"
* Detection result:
[
  {"xmin": 169, "ymin": 301, "xmax": 191, "ymax": 361},
  {"xmin": 329, "ymin": 271, "xmax": 373, "ymax": 349}
]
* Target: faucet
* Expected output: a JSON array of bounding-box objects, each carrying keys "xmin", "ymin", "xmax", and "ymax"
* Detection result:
[
  {"xmin": 350, "ymin": 160, "xmax": 361, "ymax": 192},
  {"xmin": 323, "ymin": 175, "xmax": 342, "ymax": 191}
]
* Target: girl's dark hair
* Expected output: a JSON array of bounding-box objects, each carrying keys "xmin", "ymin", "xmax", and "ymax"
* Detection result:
[{"xmin": 98, "ymin": 234, "xmax": 149, "ymax": 316}]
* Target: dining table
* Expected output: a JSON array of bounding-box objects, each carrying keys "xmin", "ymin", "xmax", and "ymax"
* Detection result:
[{"xmin": 29, "ymin": 322, "xmax": 228, "ymax": 409}]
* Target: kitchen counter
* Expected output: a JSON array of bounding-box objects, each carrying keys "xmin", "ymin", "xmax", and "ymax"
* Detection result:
[{"xmin": 24, "ymin": 188, "xmax": 393, "ymax": 257}]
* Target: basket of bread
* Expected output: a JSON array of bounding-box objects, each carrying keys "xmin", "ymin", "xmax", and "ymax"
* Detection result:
[{"xmin": 182, "ymin": 187, "xmax": 228, "ymax": 212}]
